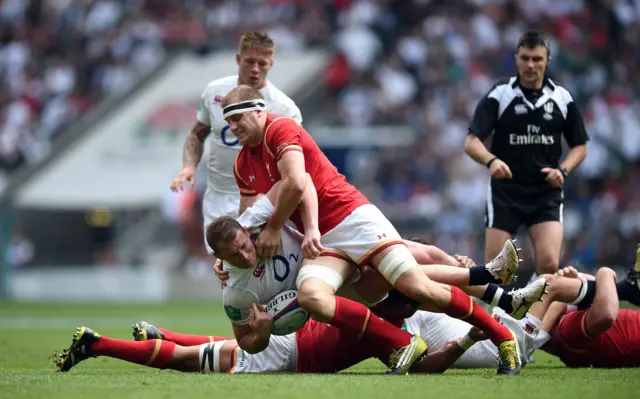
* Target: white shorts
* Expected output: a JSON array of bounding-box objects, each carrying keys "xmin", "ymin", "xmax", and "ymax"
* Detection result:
[
  {"xmin": 202, "ymin": 188, "xmax": 240, "ymax": 253},
  {"xmin": 231, "ymin": 334, "xmax": 298, "ymax": 373},
  {"xmin": 321, "ymin": 204, "xmax": 404, "ymax": 266}
]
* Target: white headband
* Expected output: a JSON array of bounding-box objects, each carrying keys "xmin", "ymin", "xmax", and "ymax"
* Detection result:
[{"xmin": 222, "ymin": 99, "xmax": 266, "ymax": 119}]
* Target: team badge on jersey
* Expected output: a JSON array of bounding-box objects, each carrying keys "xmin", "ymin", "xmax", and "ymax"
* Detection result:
[{"xmin": 515, "ymin": 104, "xmax": 528, "ymax": 115}]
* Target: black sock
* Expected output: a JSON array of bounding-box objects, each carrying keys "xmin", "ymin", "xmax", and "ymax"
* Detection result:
[
  {"xmin": 481, "ymin": 284, "xmax": 498, "ymax": 303},
  {"xmin": 469, "ymin": 266, "xmax": 495, "ymax": 285},
  {"xmin": 576, "ymin": 280, "xmax": 597, "ymax": 310},
  {"xmin": 616, "ymin": 280, "xmax": 640, "ymax": 306},
  {"xmin": 498, "ymin": 291, "xmax": 514, "ymax": 314}
]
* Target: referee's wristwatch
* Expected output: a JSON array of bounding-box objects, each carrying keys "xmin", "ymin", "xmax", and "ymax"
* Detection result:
[{"xmin": 559, "ymin": 166, "xmax": 569, "ymax": 179}]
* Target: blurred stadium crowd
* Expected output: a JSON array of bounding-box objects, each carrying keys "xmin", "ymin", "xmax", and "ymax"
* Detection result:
[{"xmin": 2, "ymin": 0, "xmax": 640, "ymax": 270}]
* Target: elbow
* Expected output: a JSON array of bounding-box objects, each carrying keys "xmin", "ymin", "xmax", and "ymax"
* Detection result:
[
  {"xmin": 241, "ymin": 341, "xmax": 268, "ymax": 355},
  {"xmin": 286, "ymin": 175, "xmax": 306, "ymax": 198},
  {"xmin": 589, "ymin": 311, "xmax": 617, "ymax": 337},
  {"xmin": 463, "ymin": 134, "xmax": 478, "ymax": 154}
]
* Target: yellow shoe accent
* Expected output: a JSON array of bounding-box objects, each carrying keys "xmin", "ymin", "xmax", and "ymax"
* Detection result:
[{"xmin": 387, "ymin": 335, "xmax": 428, "ymax": 375}]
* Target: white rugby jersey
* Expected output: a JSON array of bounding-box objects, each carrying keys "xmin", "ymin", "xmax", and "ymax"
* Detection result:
[
  {"xmin": 196, "ymin": 75, "xmax": 302, "ymax": 195},
  {"xmin": 222, "ymin": 196, "xmax": 303, "ymax": 325},
  {"xmin": 404, "ymin": 303, "xmax": 542, "ymax": 368}
]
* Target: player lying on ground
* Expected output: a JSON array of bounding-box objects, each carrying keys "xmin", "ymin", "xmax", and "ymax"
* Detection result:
[
  {"xmin": 533, "ymin": 260, "xmax": 640, "ymax": 368},
  {"xmin": 54, "ymin": 254, "xmax": 640, "ymax": 373},
  {"xmin": 224, "ymin": 85, "xmax": 522, "ymax": 374},
  {"xmin": 54, "ymin": 289, "xmax": 539, "ymax": 375},
  {"xmin": 208, "ymin": 179, "xmax": 542, "ymax": 369}
]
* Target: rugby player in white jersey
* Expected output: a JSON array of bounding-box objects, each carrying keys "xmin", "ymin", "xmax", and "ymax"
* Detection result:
[{"xmin": 169, "ymin": 32, "xmax": 302, "ymax": 254}]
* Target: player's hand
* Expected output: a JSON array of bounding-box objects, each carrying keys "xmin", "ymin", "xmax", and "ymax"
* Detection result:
[
  {"xmin": 213, "ymin": 259, "xmax": 229, "ymax": 289},
  {"xmin": 556, "ymin": 266, "xmax": 580, "ymax": 279},
  {"xmin": 489, "ymin": 159, "xmax": 512, "ymax": 179},
  {"xmin": 170, "ymin": 165, "xmax": 197, "ymax": 192},
  {"xmin": 302, "ymin": 228, "xmax": 325, "ymax": 259},
  {"xmin": 257, "ymin": 226, "xmax": 281, "ymax": 258},
  {"xmin": 249, "ymin": 303, "xmax": 273, "ymax": 338},
  {"xmin": 541, "ymin": 167, "xmax": 564, "ymax": 188},
  {"xmin": 453, "ymin": 254, "xmax": 476, "ymax": 268}
]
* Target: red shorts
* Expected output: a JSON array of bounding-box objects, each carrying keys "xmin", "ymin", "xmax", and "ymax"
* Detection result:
[{"xmin": 295, "ymin": 320, "xmax": 381, "ymax": 373}]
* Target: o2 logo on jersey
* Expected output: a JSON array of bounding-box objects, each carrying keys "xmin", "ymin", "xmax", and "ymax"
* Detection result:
[
  {"xmin": 272, "ymin": 255, "xmax": 291, "ymax": 282},
  {"xmin": 220, "ymin": 125, "xmax": 239, "ymax": 147}
]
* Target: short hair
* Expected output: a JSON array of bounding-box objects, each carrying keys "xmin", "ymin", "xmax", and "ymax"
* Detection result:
[
  {"xmin": 206, "ymin": 216, "xmax": 243, "ymax": 253},
  {"xmin": 239, "ymin": 32, "xmax": 275, "ymax": 55},
  {"xmin": 405, "ymin": 237, "xmax": 431, "ymax": 246},
  {"xmin": 516, "ymin": 31, "xmax": 550, "ymax": 57},
  {"xmin": 222, "ymin": 85, "xmax": 264, "ymax": 108}
]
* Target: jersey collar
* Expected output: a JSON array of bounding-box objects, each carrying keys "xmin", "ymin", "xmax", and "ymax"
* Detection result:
[{"xmin": 511, "ymin": 75, "xmax": 556, "ymax": 110}]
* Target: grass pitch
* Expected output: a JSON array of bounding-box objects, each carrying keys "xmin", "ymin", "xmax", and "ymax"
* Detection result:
[{"xmin": 0, "ymin": 301, "xmax": 638, "ymax": 399}]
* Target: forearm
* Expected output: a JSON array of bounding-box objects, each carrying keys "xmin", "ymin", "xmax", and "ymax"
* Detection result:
[
  {"xmin": 410, "ymin": 341, "xmax": 466, "ymax": 374},
  {"xmin": 298, "ymin": 174, "xmax": 319, "ymax": 232},
  {"xmin": 238, "ymin": 332, "xmax": 270, "ymax": 354},
  {"xmin": 464, "ymin": 135, "xmax": 495, "ymax": 166},
  {"xmin": 183, "ymin": 122, "xmax": 210, "ymax": 168},
  {"xmin": 267, "ymin": 177, "xmax": 305, "ymax": 231},
  {"xmin": 560, "ymin": 144, "xmax": 587, "ymax": 172}
]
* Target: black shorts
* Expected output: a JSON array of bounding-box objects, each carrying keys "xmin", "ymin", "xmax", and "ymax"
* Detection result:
[{"xmin": 485, "ymin": 180, "xmax": 563, "ymax": 235}]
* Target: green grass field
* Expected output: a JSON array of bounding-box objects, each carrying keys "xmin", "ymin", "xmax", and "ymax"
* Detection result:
[{"xmin": 1, "ymin": 301, "xmax": 638, "ymax": 399}]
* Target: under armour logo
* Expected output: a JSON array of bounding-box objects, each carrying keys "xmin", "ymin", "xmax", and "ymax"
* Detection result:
[
  {"xmin": 249, "ymin": 175, "xmax": 255, "ymax": 182},
  {"xmin": 377, "ymin": 233, "xmax": 387, "ymax": 240}
]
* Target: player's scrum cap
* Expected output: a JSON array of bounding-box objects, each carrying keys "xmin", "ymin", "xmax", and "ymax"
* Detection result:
[{"xmin": 223, "ymin": 100, "xmax": 266, "ymax": 119}]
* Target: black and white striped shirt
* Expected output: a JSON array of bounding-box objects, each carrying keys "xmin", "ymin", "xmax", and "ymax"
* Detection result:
[{"xmin": 468, "ymin": 76, "xmax": 589, "ymax": 185}]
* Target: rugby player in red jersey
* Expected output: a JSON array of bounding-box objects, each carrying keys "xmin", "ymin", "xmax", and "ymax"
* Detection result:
[{"xmin": 222, "ymin": 85, "xmax": 522, "ymax": 375}]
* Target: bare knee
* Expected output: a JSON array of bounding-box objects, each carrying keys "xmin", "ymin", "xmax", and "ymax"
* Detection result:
[
  {"xmin": 536, "ymin": 257, "xmax": 559, "ymax": 275},
  {"xmin": 297, "ymin": 280, "xmax": 335, "ymax": 321},
  {"xmin": 167, "ymin": 345, "xmax": 192, "ymax": 371}
]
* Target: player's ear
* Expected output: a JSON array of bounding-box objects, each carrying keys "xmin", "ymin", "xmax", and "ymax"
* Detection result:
[{"xmin": 236, "ymin": 53, "xmax": 241, "ymax": 66}]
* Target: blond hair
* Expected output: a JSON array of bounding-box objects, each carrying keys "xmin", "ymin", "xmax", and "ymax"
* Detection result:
[{"xmin": 238, "ymin": 32, "xmax": 275, "ymax": 55}]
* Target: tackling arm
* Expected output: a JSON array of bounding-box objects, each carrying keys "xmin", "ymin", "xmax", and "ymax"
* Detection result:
[
  {"xmin": 232, "ymin": 323, "xmax": 270, "ymax": 355},
  {"xmin": 183, "ymin": 121, "xmax": 211, "ymax": 168},
  {"xmin": 409, "ymin": 340, "xmax": 468, "ymax": 374},
  {"xmin": 268, "ymin": 151, "xmax": 307, "ymax": 231},
  {"xmin": 298, "ymin": 173, "xmax": 319, "ymax": 235}
]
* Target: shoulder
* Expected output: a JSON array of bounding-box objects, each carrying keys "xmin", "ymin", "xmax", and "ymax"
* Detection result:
[
  {"xmin": 203, "ymin": 75, "xmax": 238, "ymax": 95},
  {"xmin": 264, "ymin": 84, "xmax": 302, "ymax": 121},
  {"xmin": 485, "ymin": 77, "xmax": 516, "ymax": 100},
  {"xmin": 548, "ymin": 80, "xmax": 575, "ymax": 104}
]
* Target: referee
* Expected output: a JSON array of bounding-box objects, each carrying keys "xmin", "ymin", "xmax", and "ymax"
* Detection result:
[{"xmin": 464, "ymin": 31, "xmax": 589, "ymax": 277}]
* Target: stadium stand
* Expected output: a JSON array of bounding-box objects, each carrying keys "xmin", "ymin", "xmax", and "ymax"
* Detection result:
[{"xmin": 2, "ymin": 0, "xmax": 639, "ymax": 275}]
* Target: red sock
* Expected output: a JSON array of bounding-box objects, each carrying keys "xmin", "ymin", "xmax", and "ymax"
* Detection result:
[
  {"xmin": 443, "ymin": 286, "xmax": 512, "ymax": 345},
  {"xmin": 92, "ymin": 338, "xmax": 175, "ymax": 369},
  {"xmin": 158, "ymin": 329, "xmax": 230, "ymax": 346},
  {"xmin": 330, "ymin": 296, "xmax": 411, "ymax": 352}
]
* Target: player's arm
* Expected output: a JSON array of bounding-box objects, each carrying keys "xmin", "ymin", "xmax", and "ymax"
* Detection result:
[
  {"xmin": 464, "ymin": 93, "xmax": 499, "ymax": 165},
  {"xmin": 232, "ymin": 322, "xmax": 270, "ymax": 354},
  {"xmin": 183, "ymin": 121, "xmax": 210, "ymax": 168},
  {"xmin": 583, "ymin": 267, "xmax": 618, "ymax": 338},
  {"xmin": 410, "ymin": 336, "xmax": 476, "ymax": 374},
  {"xmin": 560, "ymin": 100, "xmax": 589, "ymax": 174},
  {"xmin": 234, "ymin": 158, "xmax": 261, "ymax": 216},
  {"xmin": 268, "ymin": 151, "xmax": 306, "ymax": 231},
  {"xmin": 229, "ymin": 303, "xmax": 273, "ymax": 354},
  {"xmin": 239, "ymin": 194, "xmax": 260, "ymax": 216}
]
